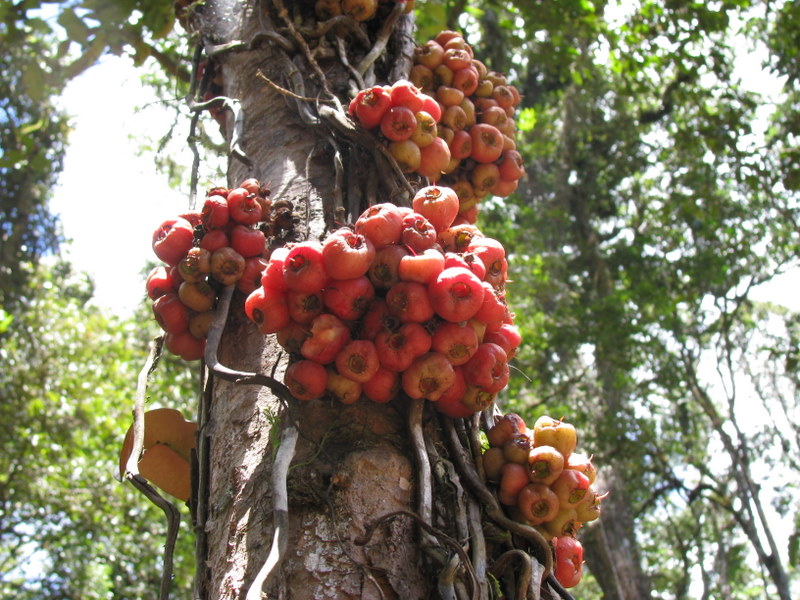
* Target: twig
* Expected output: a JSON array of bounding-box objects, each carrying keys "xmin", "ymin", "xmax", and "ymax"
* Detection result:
[
  {"xmin": 545, "ymin": 573, "xmax": 576, "ymax": 600},
  {"xmin": 489, "ymin": 549, "xmax": 532, "ymax": 600},
  {"xmin": 245, "ymin": 420, "xmax": 299, "ymax": 600},
  {"xmin": 409, "ymin": 398, "xmax": 435, "ymax": 538},
  {"xmin": 203, "ymin": 285, "xmax": 295, "ymax": 403},
  {"xmin": 124, "ymin": 336, "xmax": 163, "ymax": 477},
  {"xmin": 356, "ymin": 2, "xmax": 405, "ymax": 77},
  {"xmin": 272, "ymin": 0, "xmax": 341, "ymax": 110},
  {"xmin": 128, "ymin": 475, "xmax": 181, "ymax": 600}
]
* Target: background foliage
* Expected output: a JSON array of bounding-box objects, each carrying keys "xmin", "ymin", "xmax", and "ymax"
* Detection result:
[{"xmin": 0, "ymin": 0, "xmax": 797, "ymax": 598}]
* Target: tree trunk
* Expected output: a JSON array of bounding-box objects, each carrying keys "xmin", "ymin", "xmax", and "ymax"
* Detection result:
[{"xmin": 190, "ymin": 2, "xmax": 432, "ymax": 599}]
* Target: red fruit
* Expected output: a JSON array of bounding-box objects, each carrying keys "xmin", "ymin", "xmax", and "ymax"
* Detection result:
[
  {"xmin": 444, "ymin": 251, "xmax": 486, "ymax": 281},
  {"xmin": 416, "ymin": 137, "xmax": 452, "ymax": 181},
  {"xmin": 368, "ymin": 244, "xmax": 409, "ymax": 290},
  {"xmin": 503, "ymin": 432, "xmax": 532, "ymax": 465},
  {"xmin": 353, "ymin": 85, "xmax": 392, "ymax": 129},
  {"xmin": 482, "ymin": 446, "xmax": 505, "ymax": 482},
  {"xmin": 398, "ymin": 248, "xmax": 445, "ymax": 284},
  {"xmin": 471, "ymin": 162, "xmax": 500, "ymax": 195},
  {"xmin": 323, "ymin": 276, "xmax": 376, "ymax": 321},
  {"xmin": 276, "ymin": 321, "xmax": 310, "ymax": 354},
  {"xmin": 401, "ymin": 352, "xmax": 456, "ymax": 401},
  {"xmin": 428, "ymin": 266, "xmax": 484, "ymax": 322},
  {"xmin": 438, "ymin": 224, "xmax": 483, "ymax": 254},
  {"xmin": 178, "ymin": 247, "xmax": 211, "ymax": 283},
  {"xmin": 551, "ymin": 469, "xmax": 592, "ymax": 508},
  {"xmin": 358, "ymin": 297, "xmax": 391, "ymax": 340},
  {"xmin": 487, "ymin": 412, "xmax": 528, "ymax": 448},
  {"xmin": 420, "ymin": 94, "xmax": 442, "ymax": 122},
  {"xmin": 284, "ymin": 359, "xmax": 328, "ymax": 401},
  {"xmin": 431, "ymin": 320, "xmax": 478, "ymax": 366},
  {"xmin": 461, "ymin": 384, "xmax": 496, "ymax": 415},
  {"xmin": 362, "ymin": 366, "xmax": 400, "ymax": 403},
  {"xmin": 492, "ymin": 84, "xmax": 516, "ymax": 110},
  {"xmin": 566, "ymin": 452, "xmax": 597, "ymax": 484},
  {"xmin": 152, "ymin": 292, "xmax": 190, "ymax": 334},
  {"xmin": 287, "ymin": 289, "xmax": 324, "ymax": 324},
  {"xmin": 410, "ymin": 111, "xmax": 438, "ymax": 148},
  {"xmin": 152, "ymin": 217, "xmax": 195, "ymax": 266},
  {"xmin": 517, "ymin": 483, "xmax": 560, "ymax": 525},
  {"xmin": 245, "ymin": 287, "xmax": 291, "ymax": 334},
  {"xmin": 386, "ymin": 281, "xmax": 435, "ymax": 323},
  {"xmin": 452, "ymin": 65, "xmax": 479, "ymax": 96},
  {"xmin": 469, "ymin": 123, "xmax": 504, "ymax": 163},
  {"xmin": 199, "ymin": 228, "xmax": 229, "ymax": 253},
  {"xmin": 473, "ymin": 281, "xmax": 507, "ymax": 325},
  {"xmin": 261, "ymin": 247, "xmax": 289, "ymax": 291},
  {"xmin": 498, "ymin": 462, "xmax": 529, "ymax": 506},
  {"xmin": 227, "ymin": 187, "xmax": 262, "ymax": 225},
  {"xmin": 412, "ymin": 185, "xmax": 460, "ymax": 233},
  {"xmin": 400, "ymin": 213, "xmax": 438, "ymax": 252},
  {"xmin": 552, "ymin": 537, "xmax": 583, "ymax": 589},
  {"xmin": 300, "ymin": 313, "xmax": 351, "ymax": 364},
  {"xmin": 483, "ymin": 323, "xmax": 521, "ymax": 358},
  {"xmin": 410, "ymin": 63, "xmax": 435, "ymax": 91},
  {"xmin": 210, "ymin": 246, "xmax": 246, "ymax": 285},
  {"xmin": 380, "ymin": 106, "xmax": 417, "ymax": 141},
  {"xmin": 532, "ymin": 416, "xmax": 578, "ymax": 460},
  {"xmin": 528, "ymin": 445, "xmax": 565, "ymax": 486},
  {"xmin": 389, "ymin": 79, "xmax": 425, "ymax": 113},
  {"xmin": 188, "ymin": 310, "xmax": 215, "ymax": 340},
  {"xmin": 575, "ymin": 487, "xmax": 607, "ymax": 523},
  {"xmin": 164, "ymin": 330, "xmax": 205, "ymax": 361},
  {"xmin": 335, "ymin": 339, "xmax": 380, "ymax": 383},
  {"xmin": 283, "ymin": 242, "xmax": 328, "ymax": 293},
  {"xmin": 498, "ymin": 149, "xmax": 526, "ymax": 181},
  {"xmin": 442, "ymin": 104, "xmax": 467, "ymax": 131},
  {"xmin": 146, "ymin": 265, "xmax": 176, "ymax": 299},
  {"xmin": 355, "ymin": 203, "xmax": 404, "ymax": 247},
  {"xmin": 237, "ymin": 256, "xmax": 269, "ymax": 295},
  {"xmin": 442, "ymin": 47, "xmax": 472, "ymax": 71},
  {"xmin": 322, "ymin": 228, "xmax": 375, "ymax": 280},
  {"xmin": 201, "ymin": 194, "xmax": 229, "ymax": 229},
  {"xmin": 414, "ymin": 40, "xmax": 445, "ymax": 70},
  {"xmin": 389, "ymin": 139, "xmax": 422, "ymax": 173},
  {"xmin": 374, "ymin": 322, "xmax": 432, "ymax": 372},
  {"xmin": 436, "ymin": 84, "xmax": 464, "ymax": 107},
  {"xmin": 178, "ymin": 280, "xmax": 216, "ymax": 312},
  {"xmin": 433, "ymin": 365, "xmax": 473, "ymax": 417},
  {"xmin": 230, "ymin": 224, "xmax": 266, "ymax": 258},
  {"xmin": 463, "ymin": 342, "xmax": 509, "ymax": 394},
  {"xmin": 326, "ymin": 368, "xmax": 362, "ymax": 405},
  {"xmin": 492, "ymin": 177, "xmax": 519, "ymax": 197},
  {"xmin": 467, "ymin": 237, "xmax": 507, "ymax": 289},
  {"xmin": 449, "ymin": 128, "xmax": 473, "ymax": 159}
]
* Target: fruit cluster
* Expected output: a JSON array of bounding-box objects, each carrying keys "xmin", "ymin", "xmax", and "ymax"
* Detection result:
[
  {"xmin": 483, "ymin": 413, "xmax": 604, "ymax": 588},
  {"xmin": 147, "ymin": 178, "xmax": 277, "ymax": 361},
  {"xmin": 410, "ymin": 30, "xmax": 525, "ymax": 222},
  {"xmin": 348, "ymin": 79, "xmax": 452, "ymax": 180},
  {"xmin": 245, "ymin": 185, "xmax": 522, "ymax": 415}
]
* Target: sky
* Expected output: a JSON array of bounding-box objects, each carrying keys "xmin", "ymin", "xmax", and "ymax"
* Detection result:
[{"xmin": 51, "ymin": 56, "xmax": 190, "ymax": 316}]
